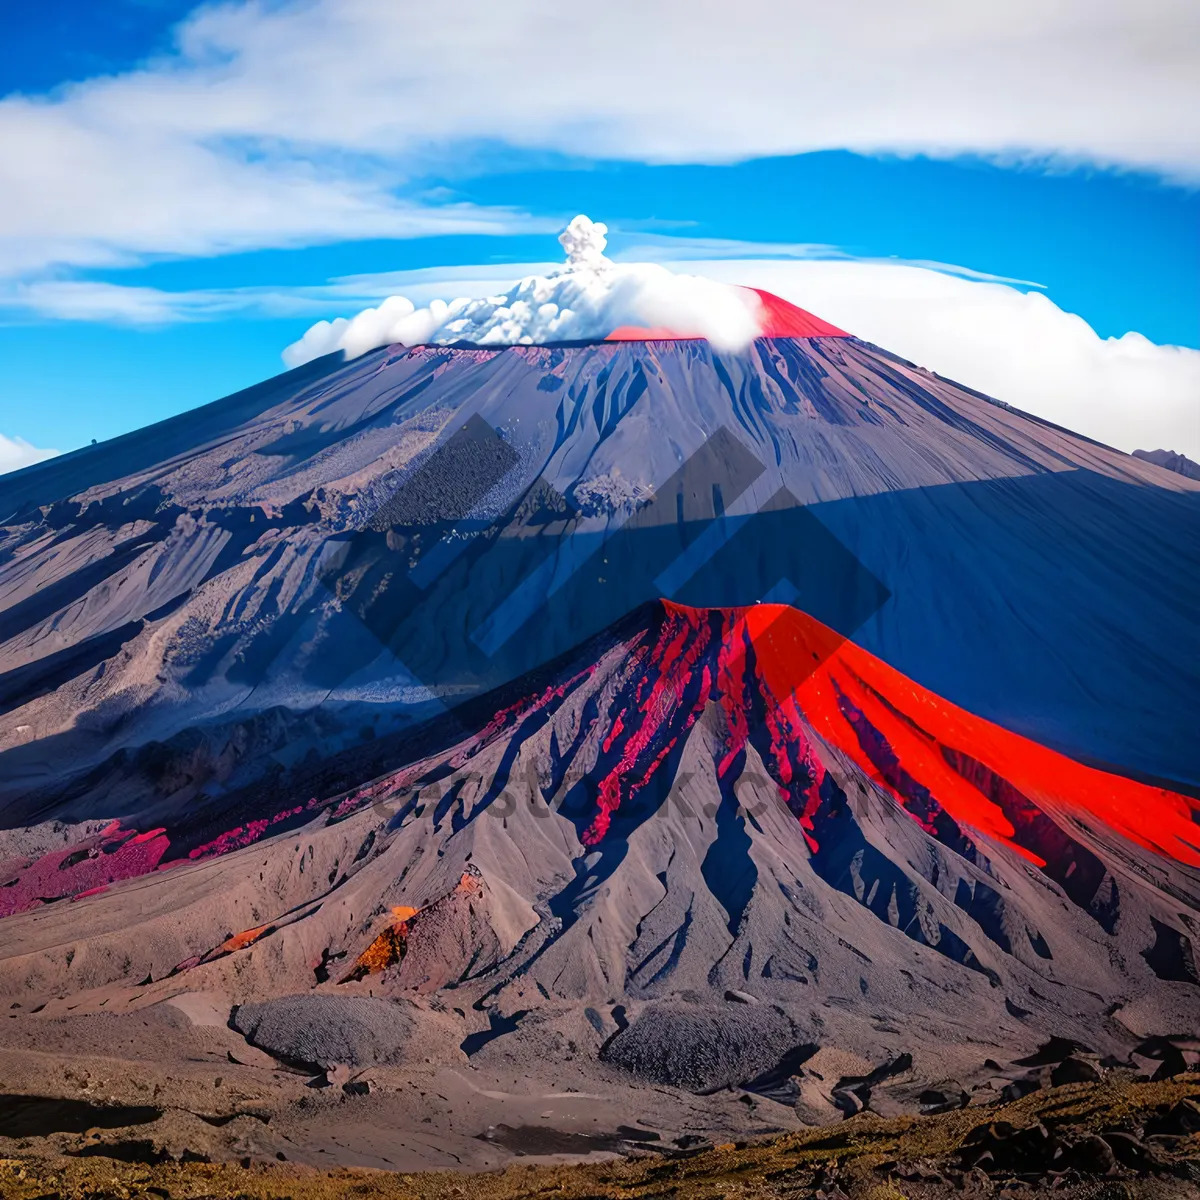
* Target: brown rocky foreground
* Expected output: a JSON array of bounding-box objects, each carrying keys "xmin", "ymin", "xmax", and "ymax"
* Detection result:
[{"xmin": 3, "ymin": 1076, "xmax": 1199, "ymax": 1200}]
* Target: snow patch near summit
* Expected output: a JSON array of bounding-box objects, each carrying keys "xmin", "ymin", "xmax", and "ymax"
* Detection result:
[{"xmin": 282, "ymin": 216, "xmax": 763, "ymax": 366}]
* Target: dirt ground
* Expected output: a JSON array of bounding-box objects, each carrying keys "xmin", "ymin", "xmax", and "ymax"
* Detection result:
[{"xmin": 3, "ymin": 1075, "xmax": 1199, "ymax": 1199}]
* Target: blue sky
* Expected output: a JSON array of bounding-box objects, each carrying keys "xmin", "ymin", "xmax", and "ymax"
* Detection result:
[{"xmin": 1, "ymin": 0, "xmax": 1198, "ymax": 463}]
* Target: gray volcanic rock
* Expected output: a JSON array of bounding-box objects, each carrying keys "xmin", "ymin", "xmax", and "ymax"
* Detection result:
[
  {"xmin": 600, "ymin": 1002, "xmax": 805, "ymax": 1092},
  {"xmin": 230, "ymin": 994, "xmax": 417, "ymax": 1071}
]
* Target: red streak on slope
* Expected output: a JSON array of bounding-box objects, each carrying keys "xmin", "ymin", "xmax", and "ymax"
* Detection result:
[
  {"xmin": 454, "ymin": 663, "xmax": 603, "ymax": 769},
  {"xmin": 725, "ymin": 602, "xmax": 1200, "ymax": 868},
  {"xmin": 5, "ymin": 602, "xmax": 1194, "ymax": 920},
  {"xmin": 0, "ymin": 821, "xmax": 170, "ymax": 919},
  {"xmin": 747, "ymin": 289, "xmax": 849, "ymax": 338},
  {"xmin": 565, "ymin": 602, "xmax": 1197, "ymax": 871},
  {"xmin": 584, "ymin": 608, "xmax": 714, "ymax": 844},
  {"xmin": 606, "ymin": 325, "xmax": 688, "ymax": 341}
]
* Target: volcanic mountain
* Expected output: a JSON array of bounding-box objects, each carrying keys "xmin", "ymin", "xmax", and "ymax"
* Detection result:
[{"xmin": 0, "ymin": 287, "xmax": 1198, "ymax": 1168}]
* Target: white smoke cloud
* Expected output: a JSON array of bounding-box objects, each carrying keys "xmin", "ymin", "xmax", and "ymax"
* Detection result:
[
  {"xmin": 282, "ymin": 216, "xmax": 763, "ymax": 367},
  {"xmin": 0, "ymin": 434, "xmax": 58, "ymax": 476}
]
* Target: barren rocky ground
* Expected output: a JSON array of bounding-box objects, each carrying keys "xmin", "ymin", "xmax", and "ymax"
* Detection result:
[{"xmin": 3, "ymin": 1077, "xmax": 1200, "ymax": 1198}]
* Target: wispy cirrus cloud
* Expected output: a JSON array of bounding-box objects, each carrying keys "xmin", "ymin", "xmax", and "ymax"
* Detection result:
[
  {"xmin": 611, "ymin": 234, "xmax": 1049, "ymax": 287},
  {"xmin": 0, "ymin": 266, "xmax": 550, "ymax": 326},
  {"xmin": 0, "ymin": 0, "xmax": 1197, "ymax": 287},
  {"xmin": 0, "ymin": 239, "xmax": 1046, "ymax": 328}
]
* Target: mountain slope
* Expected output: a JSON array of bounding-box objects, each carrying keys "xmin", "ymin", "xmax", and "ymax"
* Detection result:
[
  {"xmin": 1, "ymin": 329, "xmax": 1197, "ymax": 828},
  {"xmin": 1, "ymin": 600, "xmax": 1196, "ymax": 1115}
]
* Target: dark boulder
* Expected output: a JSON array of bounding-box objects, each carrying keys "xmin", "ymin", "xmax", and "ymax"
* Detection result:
[{"xmin": 1051, "ymin": 1056, "xmax": 1102, "ymax": 1086}]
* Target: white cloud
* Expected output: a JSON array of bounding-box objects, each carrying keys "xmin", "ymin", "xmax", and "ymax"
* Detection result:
[
  {"xmin": 282, "ymin": 216, "xmax": 763, "ymax": 365},
  {"xmin": 0, "ymin": 265, "xmax": 553, "ymax": 325},
  {"xmin": 146, "ymin": 0, "xmax": 1200, "ymax": 173},
  {"xmin": 610, "ymin": 235, "xmax": 1049, "ymax": 287},
  {"xmin": 0, "ymin": 83, "xmax": 540, "ymax": 279},
  {"xmin": 0, "ymin": 0, "xmax": 1197, "ymax": 281},
  {"xmin": 4, "ymin": 279, "xmax": 343, "ymax": 324},
  {"xmin": 0, "ymin": 434, "xmax": 59, "ymax": 476}
]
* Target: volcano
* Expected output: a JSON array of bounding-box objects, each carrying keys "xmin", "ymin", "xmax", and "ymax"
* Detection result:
[{"xmin": 0, "ymin": 284, "xmax": 1198, "ymax": 1169}]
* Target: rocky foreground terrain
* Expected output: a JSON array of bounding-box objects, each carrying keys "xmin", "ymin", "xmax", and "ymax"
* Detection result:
[{"xmin": 3, "ymin": 1076, "xmax": 1200, "ymax": 1198}]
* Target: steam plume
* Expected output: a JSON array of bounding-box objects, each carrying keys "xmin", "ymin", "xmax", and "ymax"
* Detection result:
[{"xmin": 282, "ymin": 216, "xmax": 763, "ymax": 366}]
